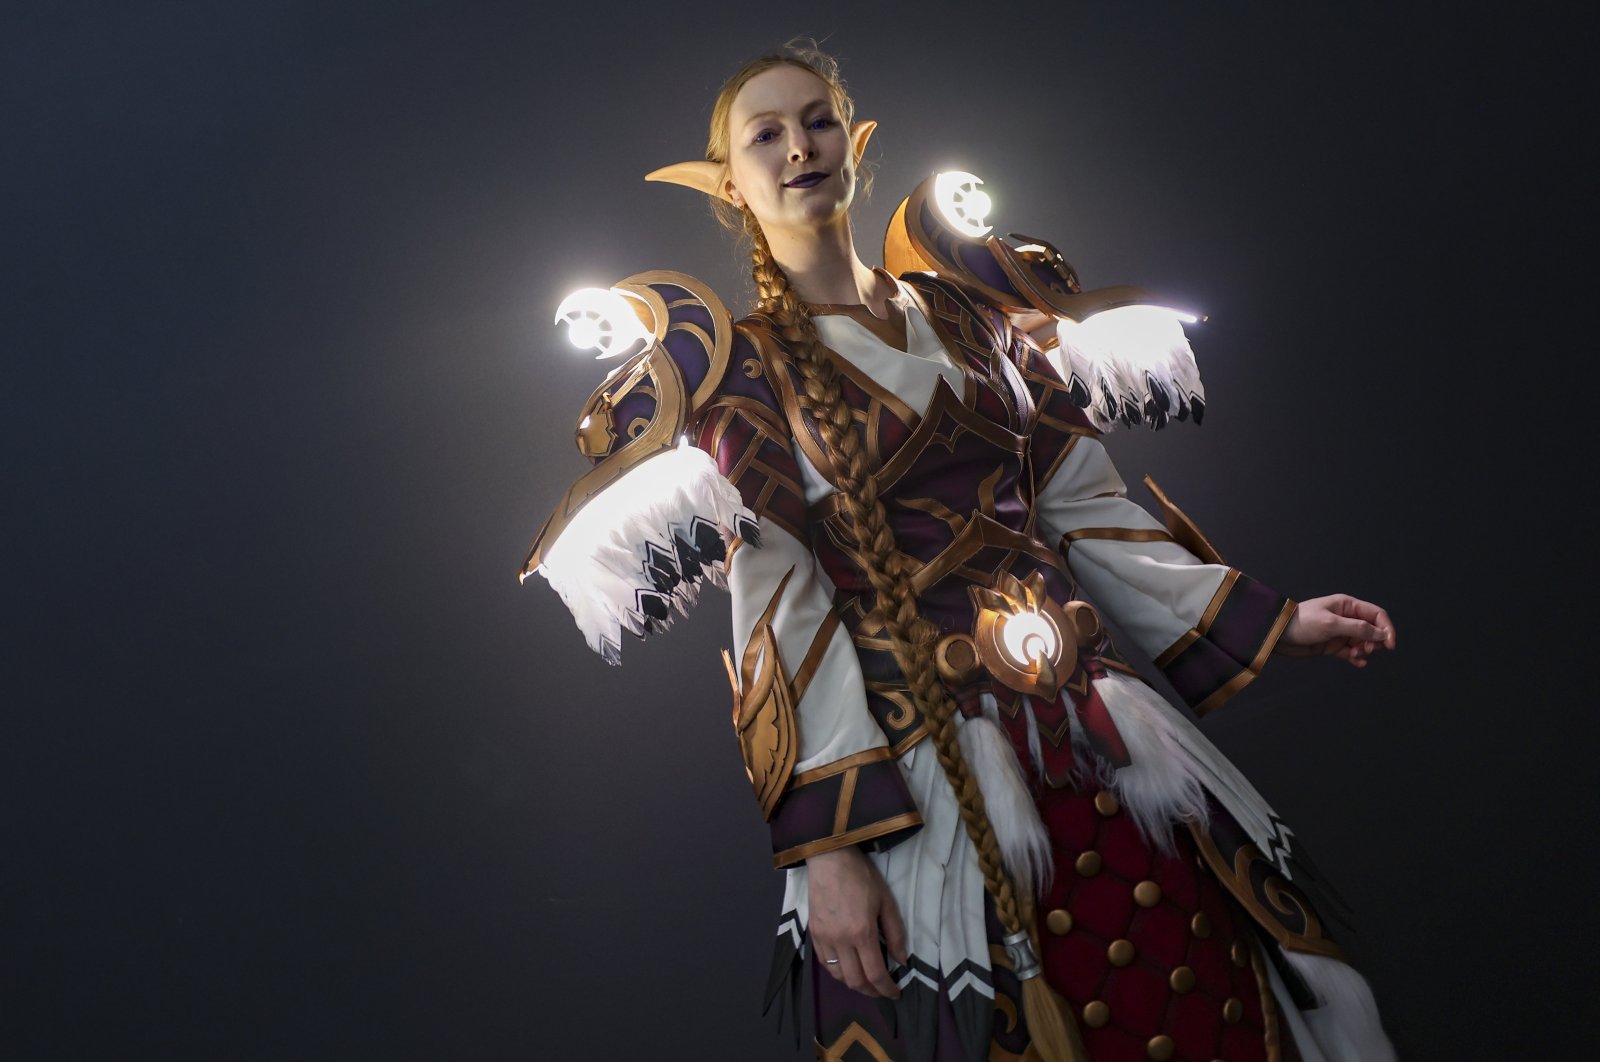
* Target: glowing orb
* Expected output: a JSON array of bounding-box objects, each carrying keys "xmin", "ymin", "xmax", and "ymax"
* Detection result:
[
  {"xmin": 933, "ymin": 171, "xmax": 993, "ymax": 238},
  {"xmin": 554, "ymin": 287, "xmax": 653, "ymax": 360},
  {"xmin": 1001, "ymin": 608, "xmax": 1059, "ymax": 667}
]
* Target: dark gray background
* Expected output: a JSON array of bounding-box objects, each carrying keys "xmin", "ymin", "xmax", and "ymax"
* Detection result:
[{"xmin": 4, "ymin": 2, "xmax": 1589, "ymax": 1059}]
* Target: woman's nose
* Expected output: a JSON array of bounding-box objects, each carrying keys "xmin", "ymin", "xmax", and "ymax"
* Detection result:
[{"xmin": 787, "ymin": 131, "xmax": 815, "ymax": 163}]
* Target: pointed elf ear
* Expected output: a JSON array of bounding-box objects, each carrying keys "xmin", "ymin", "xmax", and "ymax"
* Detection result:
[
  {"xmin": 850, "ymin": 119, "xmax": 877, "ymax": 163},
  {"xmin": 644, "ymin": 161, "xmax": 733, "ymax": 203}
]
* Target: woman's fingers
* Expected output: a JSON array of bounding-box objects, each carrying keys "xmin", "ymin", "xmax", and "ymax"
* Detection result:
[
  {"xmin": 879, "ymin": 893, "xmax": 909, "ymax": 966},
  {"xmin": 854, "ymin": 938, "xmax": 900, "ymax": 998},
  {"xmin": 1376, "ymin": 607, "xmax": 1396, "ymax": 648},
  {"xmin": 831, "ymin": 946, "xmax": 878, "ymax": 998},
  {"xmin": 815, "ymin": 938, "xmax": 899, "ymax": 998}
]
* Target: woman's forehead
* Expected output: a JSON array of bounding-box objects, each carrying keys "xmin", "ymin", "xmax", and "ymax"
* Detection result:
[{"xmin": 730, "ymin": 66, "xmax": 833, "ymax": 127}]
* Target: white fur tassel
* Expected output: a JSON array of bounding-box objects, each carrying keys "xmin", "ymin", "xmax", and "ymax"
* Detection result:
[
  {"xmin": 536, "ymin": 441, "xmax": 756, "ymax": 664},
  {"xmin": 1282, "ymin": 950, "xmax": 1398, "ymax": 1062},
  {"xmin": 957, "ymin": 715, "xmax": 1052, "ymax": 895}
]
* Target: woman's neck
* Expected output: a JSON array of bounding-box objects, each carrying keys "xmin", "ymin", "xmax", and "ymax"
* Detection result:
[{"xmin": 766, "ymin": 216, "xmax": 892, "ymax": 315}]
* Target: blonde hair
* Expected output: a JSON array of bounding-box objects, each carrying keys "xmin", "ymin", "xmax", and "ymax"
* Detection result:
[
  {"xmin": 710, "ymin": 45, "xmax": 1079, "ymax": 1060},
  {"xmin": 703, "ymin": 41, "xmax": 870, "ymax": 234}
]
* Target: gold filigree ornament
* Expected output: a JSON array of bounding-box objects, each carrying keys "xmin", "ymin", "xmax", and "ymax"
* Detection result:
[
  {"xmin": 969, "ymin": 572, "xmax": 1099, "ymax": 700},
  {"xmin": 721, "ymin": 569, "xmax": 800, "ymax": 820}
]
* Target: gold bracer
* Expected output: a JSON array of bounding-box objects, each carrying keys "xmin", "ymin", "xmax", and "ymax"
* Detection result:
[
  {"xmin": 969, "ymin": 572, "xmax": 1102, "ymax": 700},
  {"xmin": 722, "ymin": 568, "xmax": 800, "ymax": 820}
]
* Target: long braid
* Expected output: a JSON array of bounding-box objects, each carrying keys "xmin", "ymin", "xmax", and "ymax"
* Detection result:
[
  {"xmin": 743, "ymin": 209, "xmax": 1039, "ymax": 950},
  {"xmin": 715, "ymin": 47, "xmax": 1081, "ymax": 1062}
]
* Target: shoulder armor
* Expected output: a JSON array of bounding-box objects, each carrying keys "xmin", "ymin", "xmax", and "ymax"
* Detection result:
[
  {"xmin": 885, "ymin": 173, "xmax": 1205, "ymax": 431},
  {"xmin": 883, "ymin": 173, "xmax": 1160, "ymax": 322},
  {"xmin": 521, "ymin": 270, "xmax": 759, "ymax": 663}
]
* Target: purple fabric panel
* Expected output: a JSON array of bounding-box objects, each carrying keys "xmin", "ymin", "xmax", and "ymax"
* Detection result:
[
  {"xmin": 1206, "ymin": 574, "xmax": 1289, "ymax": 669},
  {"xmin": 767, "ymin": 756, "xmax": 921, "ymax": 862},
  {"xmin": 845, "ymin": 757, "xmax": 918, "ymax": 835},
  {"xmin": 1161, "ymin": 637, "xmax": 1244, "ymax": 710},
  {"xmin": 767, "ymin": 773, "xmax": 843, "ymax": 856}
]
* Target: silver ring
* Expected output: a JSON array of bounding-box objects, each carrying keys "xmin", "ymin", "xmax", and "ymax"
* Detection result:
[{"xmin": 823, "ymin": 958, "xmax": 841, "ymax": 965}]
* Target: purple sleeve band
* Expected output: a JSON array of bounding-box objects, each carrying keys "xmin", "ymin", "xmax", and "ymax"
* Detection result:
[
  {"xmin": 1160, "ymin": 572, "xmax": 1294, "ymax": 717},
  {"xmin": 769, "ymin": 754, "xmax": 922, "ymax": 868}
]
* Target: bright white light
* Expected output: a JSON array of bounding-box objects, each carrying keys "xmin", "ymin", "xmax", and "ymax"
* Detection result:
[
  {"xmin": 933, "ymin": 171, "xmax": 993, "ymax": 238},
  {"xmin": 1001, "ymin": 608, "xmax": 1058, "ymax": 667},
  {"xmin": 1063, "ymin": 305, "xmax": 1197, "ymax": 359},
  {"xmin": 554, "ymin": 287, "xmax": 654, "ymax": 360},
  {"xmin": 542, "ymin": 440, "xmax": 718, "ymax": 575}
]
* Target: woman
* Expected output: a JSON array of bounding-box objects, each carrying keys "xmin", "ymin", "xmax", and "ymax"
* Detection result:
[{"xmin": 528, "ymin": 45, "xmax": 1397, "ymax": 1062}]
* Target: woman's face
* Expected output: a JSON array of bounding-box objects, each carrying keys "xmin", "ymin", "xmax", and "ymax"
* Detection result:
[{"xmin": 724, "ymin": 65, "xmax": 854, "ymax": 236}]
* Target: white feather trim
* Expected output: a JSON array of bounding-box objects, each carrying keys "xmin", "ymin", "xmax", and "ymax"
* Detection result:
[
  {"xmin": 1091, "ymin": 672, "xmax": 1301, "ymax": 875},
  {"xmin": 1053, "ymin": 307, "xmax": 1205, "ymax": 432},
  {"xmin": 957, "ymin": 715, "xmax": 1052, "ymax": 896},
  {"xmin": 1282, "ymin": 950, "xmax": 1398, "ymax": 1062},
  {"xmin": 1089, "ymin": 675, "xmax": 1212, "ymax": 851},
  {"xmin": 535, "ymin": 441, "xmax": 757, "ymax": 663}
]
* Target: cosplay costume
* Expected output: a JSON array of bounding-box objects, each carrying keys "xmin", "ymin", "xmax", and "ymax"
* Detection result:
[{"xmin": 523, "ymin": 172, "xmax": 1395, "ymax": 1061}]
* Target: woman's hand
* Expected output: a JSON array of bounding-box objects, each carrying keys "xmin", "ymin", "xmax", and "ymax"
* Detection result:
[
  {"xmin": 1275, "ymin": 594, "xmax": 1397, "ymax": 667},
  {"xmin": 806, "ymin": 845, "xmax": 908, "ymax": 999}
]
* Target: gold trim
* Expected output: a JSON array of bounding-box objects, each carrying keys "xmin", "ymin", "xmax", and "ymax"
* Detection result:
[
  {"xmin": 814, "ymin": 342, "xmax": 923, "ymax": 429},
  {"xmin": 791, "ymin": 745, "xmax": 894, "ymax": 787},
  {"xmin": 746, "ymin": 322, "xmax": 842, "ymax": 488},
  {"xmin": 1142, "ymin": 475, "xmax": 1225, "ymax": 566},
  {"xmin": 976, "ymin": 463, "xmax": 1004, "ymax": 520},
  {"xmin": 1153, "ymin": 629, "xmax": 1200, "ymax": 670},
  {"xmin": 809, "ymin": 299, "xmax": 909, "ymax": 354},
  {"xmin": 521, "ymin": 343, "xmax": 689, "ymax": 576},
  {"xmin": 873, "ymin": 377, "xmax": 1026, "ymax": 494},
  {"xmin": 816, "ymin": 1021, "xmax": 897, "ymax": 1062},
  {"xmin": 890, "ymin": 724, "xmax": 929, "ymax": 757},
  {"xmin": 1198, "ymin": 569, "xmax": 1240, "ymax": 635},
  {"xmin": 1192, "ymin": 598, "xmax": 1296, "ymax": 718},
  {"xmin": 1187, "ymin": 823, "xmax": 1345, "ymax": 960},
  {"xmin": 790, "ymin": 610, "xmax": 843, "ymax": 705},
  {"xmin": 1060, "ymin": 526, "xmax": 1177, "ymax": 547},
  {"xmin": 881, "ymin": 178, "xmax": 1026, "ymax": 312},
  {"xmin": 1033, "ymin": 432, "xmax": 1080, "ymax": 494},
  {"xmin": 772, "ymin": 811, "xmax": 923, "ymax": 868},
  {"xmin": 734, "ymin": 567, "xmax": 800, "ymax": 821},
  {"xmin": 615, "ymin": 271, "xmax": 734, "ymax": 415},
  {"xmin": 897, "ymin": 495, "xmax": 968, "ymax": 536},
  {"xmin": 833, "ymin": 767, "xmax": 858, "ymax": 835}
]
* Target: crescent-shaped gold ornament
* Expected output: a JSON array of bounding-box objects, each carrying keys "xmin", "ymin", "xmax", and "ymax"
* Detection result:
[{"xmin": 644, "ymin": 119, "xmax": 878, "ymax": 203}]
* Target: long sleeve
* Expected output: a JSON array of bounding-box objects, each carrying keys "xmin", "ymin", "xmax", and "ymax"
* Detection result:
[
  {"xmin": 696, "ymin": 370, "xmax": 922, "ymax": 868},
  {"xmin": 1003, "ymin": 314, "xmax": 1296, "ymax": 718}
]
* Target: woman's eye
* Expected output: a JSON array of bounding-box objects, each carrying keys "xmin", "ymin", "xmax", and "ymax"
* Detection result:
[
  {"xmin": 753, "ymin": 130, "xmax": 776, "ymax": 144},
  {"xmin": 809, "ymin": 117, "xmax": 835, "ymax": 130}
]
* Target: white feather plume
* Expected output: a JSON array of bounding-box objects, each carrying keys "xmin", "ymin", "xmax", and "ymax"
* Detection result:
[
  {"xmin": 1282, "ymin": 950, "xmax": 1398, "ymax": 1062},
  {"xmin": 1053, "ymin": 307, "xmax": 1206, "ymax": 432},
  {"xmin": 958, "ymin": 715, "xmax": 1053, "ymax": 896},
  {"xmin": 535, "ymin": 441, "xmax": 757, "ymax": 663}
]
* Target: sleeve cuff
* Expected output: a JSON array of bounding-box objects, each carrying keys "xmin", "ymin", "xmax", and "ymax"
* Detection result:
[
  {"xmin": 1154, "ymin": 570, "xmax": 1296, "ymax": 717},
  {"xmin": 768, "ymin": 747, "xmax": 923, "ymax": 868}
]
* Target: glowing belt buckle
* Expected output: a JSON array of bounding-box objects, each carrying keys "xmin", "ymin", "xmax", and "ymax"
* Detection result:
[{"xmin": 967, "ymin": 572, "xmax": 1101, "ymax": 700}]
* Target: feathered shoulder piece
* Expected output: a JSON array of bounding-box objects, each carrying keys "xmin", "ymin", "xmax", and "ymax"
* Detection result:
[
  {"xmin": 520, "ymin": 271, "xmax": 758, "ymax": 664},
  {"xmin": 883, "ymin": 171, "xmax": 1206, "ymax": 432}
]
